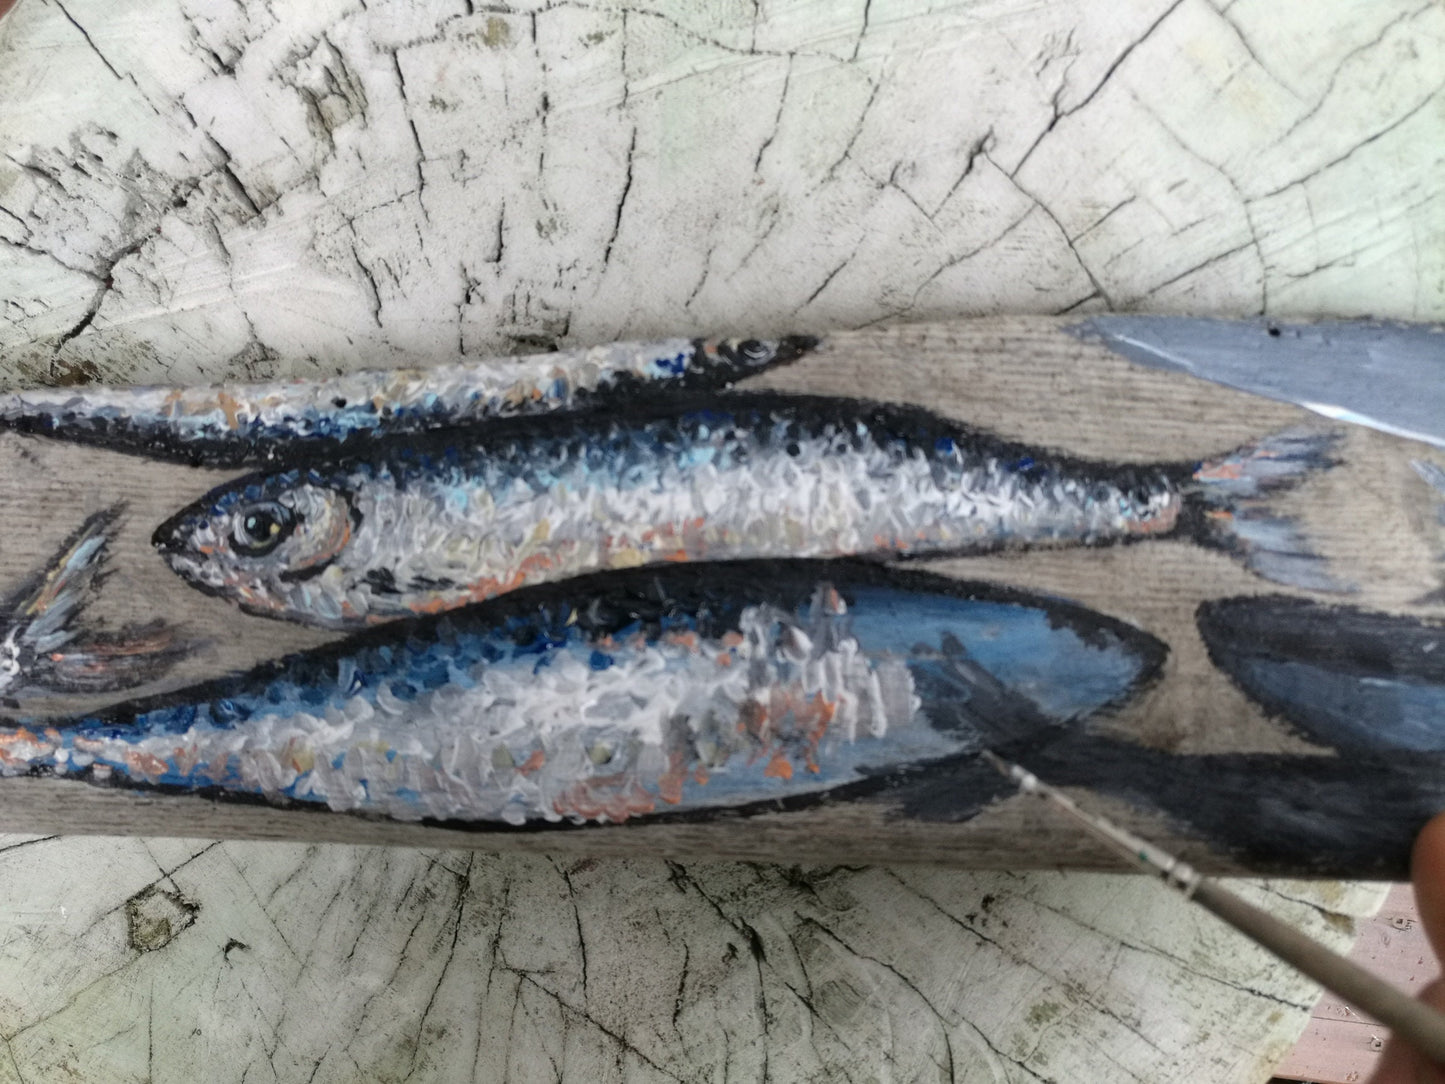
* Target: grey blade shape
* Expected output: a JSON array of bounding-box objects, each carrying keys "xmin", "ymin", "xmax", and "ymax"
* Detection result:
[{"xmin": 1072, "ymin": 316, "xmax": 1445, "ymax": 449}]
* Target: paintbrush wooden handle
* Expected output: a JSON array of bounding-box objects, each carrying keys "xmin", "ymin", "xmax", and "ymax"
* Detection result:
[{"xmin": 1191, "ymin": 879, "xmax": 1445, "ymax": 1064}]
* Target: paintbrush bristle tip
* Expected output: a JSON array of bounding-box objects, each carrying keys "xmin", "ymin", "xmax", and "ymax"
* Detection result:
[{"xmin": 980, "ymin": 750, "xmax": 1015, "ymax": 779}]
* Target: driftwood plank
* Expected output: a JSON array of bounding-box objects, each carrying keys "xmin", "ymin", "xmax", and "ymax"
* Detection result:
[{"xmin": 0, "ymin": 316, "xmax": 1440, "ymax": 874}]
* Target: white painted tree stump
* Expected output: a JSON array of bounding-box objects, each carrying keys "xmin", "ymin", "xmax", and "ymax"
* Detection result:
[{"xmin": 1, "ymin": 0, "xmax": 1440, "ymax": 1079}]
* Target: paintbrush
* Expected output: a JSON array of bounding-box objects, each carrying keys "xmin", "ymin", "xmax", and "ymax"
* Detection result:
[{"xmin": 981, "ymin": 750, "xmax": 1445, "ymax": 1064}]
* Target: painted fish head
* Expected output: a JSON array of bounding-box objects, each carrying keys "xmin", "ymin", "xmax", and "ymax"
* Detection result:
[{"xmin": 154, "ymin": 471, "xmax": 360, "ymax": 624}]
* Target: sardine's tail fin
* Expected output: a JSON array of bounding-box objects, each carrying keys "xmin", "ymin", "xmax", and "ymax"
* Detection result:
[
  {"xmin": 1184, "ymin": 429, "xmax": 1351, "ymax": 592},
  {"xmin": 5, "ymin": 504, "xmax": 126, "ymax": 648}
]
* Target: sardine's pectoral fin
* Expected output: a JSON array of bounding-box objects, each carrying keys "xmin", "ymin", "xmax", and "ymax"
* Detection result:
[
  {"xmin": 905, "ymin": 636, "xmax": 1060, "ymax": 749},
  {"xmin": 41, "ymin": 621, "xmax": 200, "ymax": 695}
]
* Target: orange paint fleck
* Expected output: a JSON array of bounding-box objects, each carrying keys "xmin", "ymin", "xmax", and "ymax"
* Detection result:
[
  {"xmin": 517, "ymin": 749, "xmax": 546, "ymax": 774},
  {"xmin": 1124, "ymin": 502, "xmax": 1181, "ymax": 536},
  {"xmin": 806, "ymin": 693, "xmax": 837, "ymax": 745},
  {"xmin": 738, "ymin": 699, "xmax": 769, "ymax": 740},
  {"xmin": 657, "ymin": 751, "xmax": 689, "ymax": 805},
  {"xmin": 216, "ymin": 390, "xmax": 243, "ymax": 430},
  {"xmin": 764, "ymin": 753, "xmax": 793, "ymax": 780},
  {"xmin": 1195, "ymin": 461, "xmax": 1245, "ymax": 481},
  {"xmin": 553, "ymin": 775, "xmax": 657, "ymax": 822},
  {"xmin": 172, "ymin": 745, "xmax": 200, "ymax": 776},
  {"xmin": 0, "ymin": 728, "xmax": 51, "ymax": 769},
  {"xmin": 663, "ymin": 630, "xmax": 700, "ymax": 651},
  {"xmin": 125, "ymin": 750, "xmax": 169, "ymax": 780}
]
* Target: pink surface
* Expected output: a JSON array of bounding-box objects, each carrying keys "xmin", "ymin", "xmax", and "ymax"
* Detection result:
[{"xmin": 1275, "ymin": 884, "xmax": 1441, "ymax": 1083}]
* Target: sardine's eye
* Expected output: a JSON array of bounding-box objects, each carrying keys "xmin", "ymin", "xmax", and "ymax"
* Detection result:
[{"xmin": 232, "ymin": 502, "xmax": 296, "ymax": 558}]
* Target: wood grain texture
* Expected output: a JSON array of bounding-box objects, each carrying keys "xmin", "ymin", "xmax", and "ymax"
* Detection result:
[
  {"xmin": 4, "ymin": 0, "xmax": 1438, "ymax": 1079},
  {"xmin": 0, "ymin": 316, "xmax": 1438, "ymax": 873}
]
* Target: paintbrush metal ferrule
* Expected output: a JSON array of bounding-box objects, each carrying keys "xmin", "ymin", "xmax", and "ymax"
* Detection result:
[{"xmin": 984, "ymin": 751, "xmax": 1445, "ymax": 1066}]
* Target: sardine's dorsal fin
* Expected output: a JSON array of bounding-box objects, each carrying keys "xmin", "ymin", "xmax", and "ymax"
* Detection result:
[{"xmin": 0, "ymin": 336, "xmax": 819, "ymax": 468}]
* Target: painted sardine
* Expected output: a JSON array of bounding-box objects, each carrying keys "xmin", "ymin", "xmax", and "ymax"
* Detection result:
[
  {"xmin": 154, "ymin": 394, "xmax": 1342, "ymax": 629},
  {"xmin": 0, "ymin": 563, "xmax": 1166, "ymax": 825},
  {"xmin": 0, "ymin": 337, "xmax": 815, "ymax": 467}
]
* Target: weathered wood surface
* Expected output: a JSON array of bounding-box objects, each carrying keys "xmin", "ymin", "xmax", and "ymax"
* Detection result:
[
  {"xmin": 0, "ymin": 317, "xmax": 1440, "ymax": 873},
  {"xmin": 2, "ymin": 0, "xmax": 1440, "ymax": 1080},
  {"xmin": 0, "ymin": 835, "xmax": 1386, "ymax": 1084}
]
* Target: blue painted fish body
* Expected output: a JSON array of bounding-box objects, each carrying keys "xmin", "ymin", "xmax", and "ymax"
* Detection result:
[
  {"xmin": 155, "ymin": 394, "xmax": 1340, "ymax": 628},
  {"xmin": 0, "ymin": 563, "xmax": 1165, "ymax": 825},
  {"xmin": 0, "ymin": 337, "xmax": 814, "ymax": 467}
]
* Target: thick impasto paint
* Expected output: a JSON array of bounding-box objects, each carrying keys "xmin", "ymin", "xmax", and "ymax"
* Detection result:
[
  {"xmin": 0, "ymin": 337, "xmax": 816, "ymax": 466},
  {"xmin": 150, "ymin": 396, "xmax": 1341, "ymax": 629},
  {"xmin": 0, "ymin": 563, "xmax": 1165, "ymax": 824},
  {"xmin": 0, "ymin": 322, "xmax": 1438, "ymax": 873}
]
